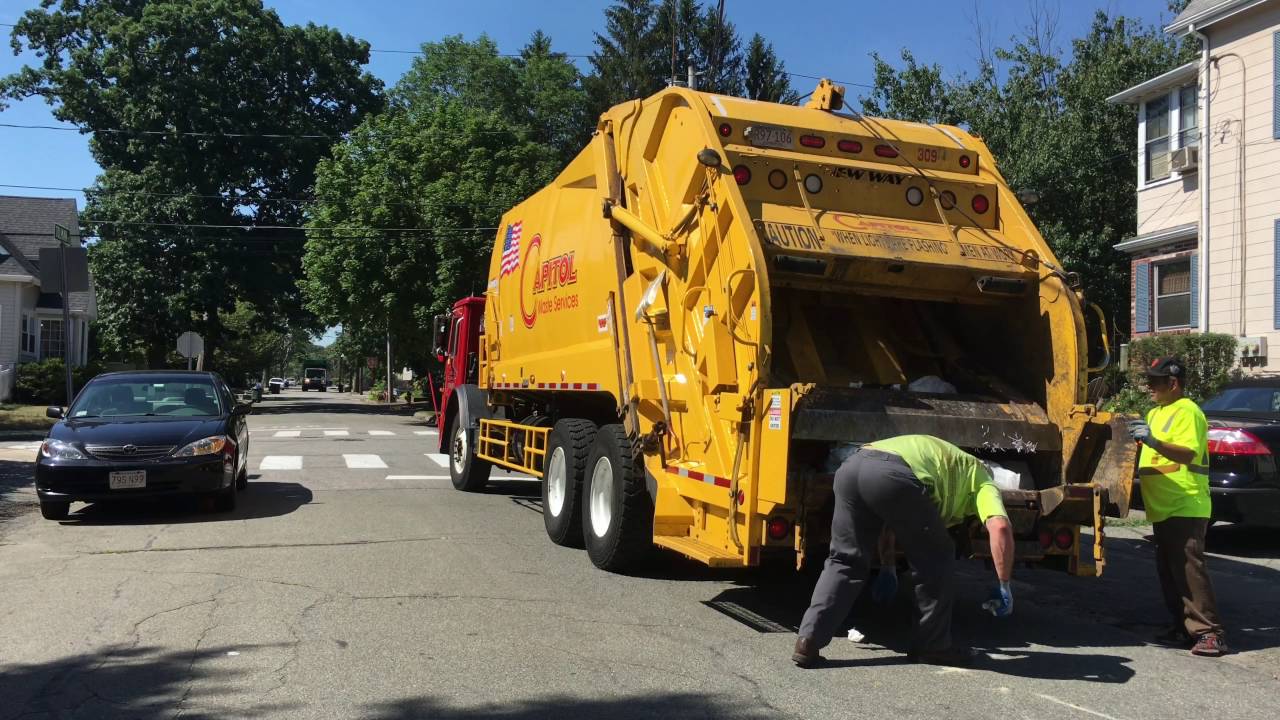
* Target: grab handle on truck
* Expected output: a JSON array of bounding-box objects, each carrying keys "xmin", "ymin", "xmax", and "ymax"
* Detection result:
[{"xmin": 1086, "ymin": 303, "xmax": 1112, "ymax": 373}]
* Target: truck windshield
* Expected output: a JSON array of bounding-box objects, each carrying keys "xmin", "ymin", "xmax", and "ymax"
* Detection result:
[{"xmin": 305, "ymin": 369, "xmax": 325, "ymax": 379}]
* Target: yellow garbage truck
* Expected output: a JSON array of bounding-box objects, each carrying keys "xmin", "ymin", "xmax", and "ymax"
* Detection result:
[{"xmin": 433, "ymin": 79, "xmax": 1136, "ymax": 575}]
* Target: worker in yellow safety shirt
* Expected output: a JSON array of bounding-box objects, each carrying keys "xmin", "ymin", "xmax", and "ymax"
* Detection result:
[
  {"xmin": 1130, "ymin": 356, "xmax": 1227, "ymax": 657},
  {"xmin": 793, "ymin": 435, "xmax": 1014, "ymax": 669}
]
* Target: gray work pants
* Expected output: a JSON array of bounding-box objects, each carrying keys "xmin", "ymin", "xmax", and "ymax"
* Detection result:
[{"xmin": 798, "ymin": 449, "xmax": 956, "ymax": 653}]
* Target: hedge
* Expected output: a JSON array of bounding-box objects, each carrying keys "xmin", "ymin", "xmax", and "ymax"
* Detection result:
[
  {"xmin": 1103, "ymin": 333, "xmax": 1238, "ymax": 415},
  {"xmin": 14, "ymin": 359, "xmax": 102, "ymax": 405}
]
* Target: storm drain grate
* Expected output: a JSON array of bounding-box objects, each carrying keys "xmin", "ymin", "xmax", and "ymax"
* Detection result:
[{"xmin": 702, "ymin": 599, "xmax": 795, "ymax": 633}]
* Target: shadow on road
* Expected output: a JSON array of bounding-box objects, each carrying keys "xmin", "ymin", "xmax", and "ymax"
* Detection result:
[
  {"xmin": 56, "ymin": 481, "xmax": 313, "ymax": 526},
  {"xmin": 0, "ymin": 643, "xmax": 296, "ymax": 719},
  {"xmin": 362, "ymin": 693, "xmax": 776, "ymax": 720},
  {"xmin": 1207, "ymin": 523, "xmax": 1280, "ymax": 559},
  {"xmin": 248, "ymin": 395, "xmax": 428, "ymax": 418}
]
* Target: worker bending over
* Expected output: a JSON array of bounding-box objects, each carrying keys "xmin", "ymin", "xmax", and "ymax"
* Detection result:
[{"xmin": 793, "ymin": 435, "xmax": 1014, "ymax": 668}]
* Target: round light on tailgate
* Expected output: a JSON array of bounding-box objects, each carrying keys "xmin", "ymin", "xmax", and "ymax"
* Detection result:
[
  {"xmin": 768, "ymin": 169, "xmax": 788, "ymax": 190},
  {"xmin": 1038, "ymin": 527, "xmax": 1053, "ymax": 549},
  {"xmin": 959, "ymin": 154, "xmax": 972, "ymax": 168},
  {"xmin": 1054, "ymin": 527, "xmax": 1074, "ymax": 550},
  {"xmin": 905, "ymin": 186, "xmax": 925, "ymax": 206},
  {"xmin": 972, "ymin": 194, "xmax": 990, "ymax": 214},
  {"xmin": 804, "ymin": 173, "xmax": 823, "ymax": 194},
  {"xmin": 733, "ymin": 165, "xmax": 751, "ymax": 185},
  {"xmin": 939, "ymin": 191, "xmax": 956, "ymax": 210},
  {"xmin": 718, "ymin": 122, "xmax": 733, "ymax": 138},
  {"xmin": 767, "ymin": 516, "xmax": 792, "ymax": 540},
  {"xmin": 837, "ymin": 139, "xmax": 862, "ymax": 154}
]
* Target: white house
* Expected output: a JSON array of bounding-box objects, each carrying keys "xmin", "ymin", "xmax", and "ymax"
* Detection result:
[
  {"xmin": 0, "ymin": 195, "xmax": 98, "ymax": 400},
  {"xmin": 1107, "ymin": 0, "xmax": 1280, "ymax": 371}
]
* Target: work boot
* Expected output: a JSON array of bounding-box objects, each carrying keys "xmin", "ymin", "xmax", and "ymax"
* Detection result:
[
  {"xmin": 1190, "ymin": 632, "xmax": 1228, "ymax": 657},
  {"xmin": 792, "ymin": 636, "xmax": 823, "ymax": 668},
  {"xmin": 1152, "ymin": 626, "xmax": 1193, "ymax": 648},
  {"xmin": 908, "ymin": 645, "xmax": 978, "ymax": 668}
]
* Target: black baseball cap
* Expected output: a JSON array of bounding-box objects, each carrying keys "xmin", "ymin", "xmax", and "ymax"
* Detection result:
[{"xmin": 1146, "ymin": 356, "xmax": 1186, "ymax": 379}]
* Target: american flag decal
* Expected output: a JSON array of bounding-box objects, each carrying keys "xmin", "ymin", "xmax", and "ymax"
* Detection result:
[{"xmin": 500, "ymin": 221, "xmax": 523, "ymax": 277}]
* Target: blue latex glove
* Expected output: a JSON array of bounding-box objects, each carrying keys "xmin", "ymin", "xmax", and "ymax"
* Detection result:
[
  {"xmin": 1128, "ymin": 421, "xmax": 1152, "ymax": 444},
  {"xmin": 870, "ymin": 566, "xmax": 898, "ymax": 605},
  {"xmin": 982, "ymin": 581, "xmax": 1013, "ymax": 617}
]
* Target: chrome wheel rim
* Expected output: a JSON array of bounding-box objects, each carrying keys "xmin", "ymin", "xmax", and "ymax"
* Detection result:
[
  {"xmin": 589, "ymin": 456, "xmax": 614, "ymax": 538},
  {"xmin": 546, "ymin": 447, "xmax": 567, "ymax": 517},
  {"xmin": 451, "ymin": 425, "xmax": 468, "ymax": 474}
]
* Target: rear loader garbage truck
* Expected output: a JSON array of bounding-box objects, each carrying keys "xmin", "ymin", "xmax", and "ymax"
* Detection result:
[{"xmin": 433, "ymin": 79, "xmax": 1136, "ymax": 575}]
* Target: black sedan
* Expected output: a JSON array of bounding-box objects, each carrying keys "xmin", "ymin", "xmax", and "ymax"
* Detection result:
[
  {"xmin": 1199, "ymin": 380, "xmax": 1280, "ymax": 527},
  {"xmin": 35, "ymin": 371, "xmax": 252, "ymax": 520}
]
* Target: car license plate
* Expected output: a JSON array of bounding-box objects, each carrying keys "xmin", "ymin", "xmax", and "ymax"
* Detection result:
[
  {"xmin": 108, "ymin": 470, "xmax": 146, "ymax": 490},
  {"xmin": 745, "ymin": 124, "xmax": 793, "ymax": 149}
]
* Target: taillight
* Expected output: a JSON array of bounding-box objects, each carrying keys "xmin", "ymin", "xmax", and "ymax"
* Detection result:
[
  {"xmin": 799, "ymin": 134, "xmax": 825, "ymax": 148},
  {"xmin": 803, "ymin": 174, "xmax": 823, "ymax": 194},
  {"xmin": 959, "ymin": 154, "xmax": 971, "ymax": 168},
  {"xmin": 874, "ymin": 144, "xmax": 898, "ymax": 158},
  {"xmin": 972, "ymin": 194, "xmax": 990, "ymax": 214},
  {"xmin": 718, "ymin": 122, "xmax": 732, "ymax": 138},
  {"xmin": 767, "ymin": 516, "xmax": 792, "ymax": 540},
  {"xmin": 939, "ymin": 191, "xmax": 956, "ymax": 209},
  {"xmin": 905, "ymin": 187, "xmax": 924, "ymax": 206},
  {"xmin": 837, "ymin": 139, "xmax": 862, "ymax": 153},
  {"xmin": 733, "ymin": 165, "xmax": 751, "ymax": 185},
  {"xmin": 1207, "ymin": 428, "xmax": 1271, "ymax": 456},
  {"xmin": 768, "ymin": 169, "xmax": 787, "ymax": 190},
  {"xmin": 736, "ymin": 490, "xmax": 746, "ymax": 506},
  {"xmin": 1038, "ymin": 528, "xmax": 1053, "ymax": 549},
  {"xmin": 1054, "ymin": 527, "xmax": 1073, "ymax": 550}
]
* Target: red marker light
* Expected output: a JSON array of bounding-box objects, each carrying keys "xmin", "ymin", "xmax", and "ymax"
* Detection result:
[
  {"xmin": 766, "ymin": 517, "xmax": 792, "ymax": 540},
  {"xmin": 799, "ymin": 134, "xmax": 826, "ymax": 148},
  {"xmin": 959, "ymin": 154, "xmax": 972, "ymax": 168},
  {"xmin": 837, "ymin": 139, "xmax": 862, "ymax": 153},
  {"xmin": 874, "ymin": 144, "xmax": 898, "ymax": 158},
  {"xmin": 1054, "ymin": 528, "xmax": 1074, "ymax": 550},
  {"xmin": 972, "ymin": 194, "xmax": 990, "ymax": 214},
  {"xmin": 733, "ymin": 165, "xmax": 751, "ymax": 185},
  {"xmin": 718, "ymin": 122, "xmax": 732, "ymax": 138}
]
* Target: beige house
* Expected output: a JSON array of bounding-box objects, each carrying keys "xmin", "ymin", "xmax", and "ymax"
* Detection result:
[{"xmin": 1108, "ymin": 0, "xmax": 1280, "ymax": 370}]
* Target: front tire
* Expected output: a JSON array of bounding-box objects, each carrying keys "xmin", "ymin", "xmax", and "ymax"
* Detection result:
[
  {"xmin": 40, "ymin": 501, "xmax": 70, "ymax": 520},
  {"xmin": 582, "ymin": 424, "xmax": 653, "ymax": 572},
  {"xmin": 449, "ymin": 417, "xmax": 491, "ymax": 492},
  {"xmin": 542, "ymin": 419, "xmax": 597, "ymax": 547}
]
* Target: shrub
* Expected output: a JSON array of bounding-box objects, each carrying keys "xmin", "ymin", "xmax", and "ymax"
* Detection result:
[
  {"xmin": 1102, "ymin": 333, "xmax": 1238, "ymax": 415},
  {"xmin": 15, "ymin": 359, "xmax": 101, "ymax": 405}
]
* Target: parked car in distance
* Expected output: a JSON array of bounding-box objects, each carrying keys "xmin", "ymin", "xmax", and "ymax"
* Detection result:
[
  {"xmin": 285, "ymin": 378, "xmax": 295, "ymax": 388},
  {"xmin": 1197, "ymin": 380, "xmax": 1280, "ymax": 527},
  {"xmin": 34, "ymin": 370, "xmax": 251, "ymax": 520},
  {"xmin": 268, "ymin": 377, "xmax": 284, "ymax": 394}
]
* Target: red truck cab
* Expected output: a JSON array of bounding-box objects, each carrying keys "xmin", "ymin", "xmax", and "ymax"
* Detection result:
[{"xmin": 431, "ymin": 296, "xmax": 486, "ymax": 453}]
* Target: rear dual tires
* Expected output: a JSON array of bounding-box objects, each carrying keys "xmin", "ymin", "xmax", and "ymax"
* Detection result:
[
  {"xmin": 542, "ymin": 419, "xmax": 597, "ymax": 547},
  {"xmin": 583, "ymin": 424, "xmax": 654, "ymax": 573},
  {"xmin": 449, "ymin": 418, "xmax": 491, "ymax": 492},
  {"xmin": 40, "ymin": 501, "xmax": 70, "ymax": 521}
]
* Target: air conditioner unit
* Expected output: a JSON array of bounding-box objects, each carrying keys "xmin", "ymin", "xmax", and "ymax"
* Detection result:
[{"xmin": 1171, "ymin": 146, "xmax": 1199, "ymax": 172}]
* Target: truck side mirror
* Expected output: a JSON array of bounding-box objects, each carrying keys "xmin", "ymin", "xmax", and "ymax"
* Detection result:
[{"xmin": 431, "ymin": 314, "xmax": 450, "ymax": 360}]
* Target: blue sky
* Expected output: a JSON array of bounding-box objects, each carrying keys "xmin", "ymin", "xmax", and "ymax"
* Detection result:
[{"xmin": 0, "ymin": 0, "xmax": 1178, "ymax": 346}]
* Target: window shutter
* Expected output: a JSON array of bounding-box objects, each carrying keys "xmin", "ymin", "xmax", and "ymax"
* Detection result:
[
  {"xmin": 1135, "ymin": 261, "xmax": 1152, "ymax": 333},
  {"xmin": 1274, "ymin": 220, "xmax": 1280, "ymax": 329},
  {"xmin": 1189, "ymin": 252, "xmax": 1199, "ymax": 328},
  {"xmin": 1275, "ymin": 32, "xmax": 1280, "ymax": 139}
]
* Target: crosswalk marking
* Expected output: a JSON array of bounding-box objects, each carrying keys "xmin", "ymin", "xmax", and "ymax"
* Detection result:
[
  {"xmin": 424, "ymin": 453, "xmax": 449, "ymax": 469},
  {"xmin": 344, "ymin": 454, "xmax": 387, "ymax": 469},
  {"xmin": 260, "ymin": 455, "xmax": 302, "ymax": 470},
  {"xmin": 413, "ymin": 430, "xmax": 434, "ymax": 436},
  {"xmin": 273, "ymin": 430, "xmax": 301, "ymax": 438},
  {"xmin": 324, "ymin": 430, "xmax": 349, "ymax": 437},
  {"xmin": 369, "ymin": 430, "xmax": 395, "ymax": 436}
]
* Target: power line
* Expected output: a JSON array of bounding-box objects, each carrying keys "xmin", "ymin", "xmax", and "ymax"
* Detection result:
[{"xmin": 79, "ymin": 218, "xmax": 498, "ymax": 232}]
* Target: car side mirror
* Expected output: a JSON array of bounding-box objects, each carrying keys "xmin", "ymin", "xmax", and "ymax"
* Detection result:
[
  {"xmin": 46, "ymin": 406, "xmax": 64, "ymax": 419},
  {"xmin": 232, "ymin": 401, "xmax": 253, "ymax": 415}
]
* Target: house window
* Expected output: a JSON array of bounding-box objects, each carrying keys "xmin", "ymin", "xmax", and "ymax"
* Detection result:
[
  {"xmin": 1155, "ymin": 260, "xmax": 1192, "ymax": 329},
  {"xmin": 20, "ymin": 314, "xmax": 36, "ymax": 354},
  {"xmin": 39, "ymin": 318, "xmax": 65, "ymax": 359},
  {"xmin": 1179, "ymin": 85, "xmax": 1198, "ymax": 148},
  {"xmin": 1145, "ymin": 94, "xmax": 1171, "ymax": 182}
]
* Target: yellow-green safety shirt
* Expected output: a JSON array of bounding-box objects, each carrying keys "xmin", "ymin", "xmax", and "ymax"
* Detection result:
[
  {"xmin": 1138, "ymin": 397, "xmax": 1211, "ymax": 523},
  {"xmin": 866, "ymin": 435, "xmax": 1007, "ymax": 527}
]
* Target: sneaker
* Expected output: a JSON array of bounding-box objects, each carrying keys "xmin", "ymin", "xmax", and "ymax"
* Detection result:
[
  {"xmin": 1191, "ymin": 633, "xmax": 1227, "ymax": 657},
  {"xmin": 1153, "ymin": 626, "xmax": 1193, "ymax": 648},
  {"xmin": 908, "ymin": 645, "xmax": 978, "ymax": 668},
  {"xmin": 792, "ymin": 636, "xmax": 823, "ymax": 668}
]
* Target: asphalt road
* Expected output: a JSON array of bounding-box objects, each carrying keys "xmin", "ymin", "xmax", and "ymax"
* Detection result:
[{"xmin": 1, "ymin": 389, "xmax": 1278, "ymax": 719}]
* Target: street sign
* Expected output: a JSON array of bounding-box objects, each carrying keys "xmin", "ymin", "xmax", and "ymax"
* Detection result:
[
  {"xmin": 366, "ymin": 356, "xmax": 378, "ymax": 369},
  {"xmin": 53, "ymin": 224, "xmax": 71, "ymax": 244},
  {"xmin": 177, "ymin": 331, "xmax": 204, "ymax": 359},
  {"xmin": 38, "ymin": 247, "xmax": 91, "ymax": 293}
]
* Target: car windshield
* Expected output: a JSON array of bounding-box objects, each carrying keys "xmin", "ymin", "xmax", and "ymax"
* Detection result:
[
  {"xmin": 68, "ymin": 379, "xmax": 224, "ymax": 418},
  {"xmin": 1202, "ymin": 386, "xmax": 1280, "ymax": 414}
]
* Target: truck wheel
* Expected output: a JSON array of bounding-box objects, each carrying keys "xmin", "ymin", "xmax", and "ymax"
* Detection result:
[
  {"xmin": 582, "ymin": 424, "xmax": 653, "ymax": 572},
  {"xmin": 448, "ymin": 418, "xmax": 491, "ymax": 492},
  {"xmin": 543, "ymin": 419, "xmax": 597, "ymax": 547},
  {"xmin": 40, "ymin": 501, "xmax": 70, "ymax": 520}
]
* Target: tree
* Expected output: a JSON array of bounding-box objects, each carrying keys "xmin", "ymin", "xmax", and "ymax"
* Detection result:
[
  {"xmin": 587, "ymin": 0, "xmax": 666, "ymax": 113},
  {"xmin": 743, "ymin": 34, "xmax": 798, "ymax": 104},
  {"xmin": 857, "ymin": 8, "xmax": 1195, "ymax": 334},
  {"xmin": 301, "ymin": 35, "xmax": 590, "ymax": 372},
  {"xmin": 1, "ymin": 0, "xmax": 383, "ymax": 366}
]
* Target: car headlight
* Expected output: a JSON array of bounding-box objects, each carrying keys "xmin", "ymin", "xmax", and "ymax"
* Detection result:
[
  {"xmin": 40, "ymin": 439, "xmax": 85, "ymax": 460},
  {"xmin": 173, "ymin": 436, "xmax": 231, "ymax": 457}
]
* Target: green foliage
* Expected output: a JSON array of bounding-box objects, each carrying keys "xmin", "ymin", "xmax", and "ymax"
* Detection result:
[
  {"xmin": 1103, "ymin": 333, "xmax": 1239, "ymax": 414},
  {"xmin": 743, "ymin": 33, "xmax": 799, "ymax": 103},
  {"xmin": 858, "ymin": 11, "xmax": 1196, "ymax": 334},
  {"xmin": 2, "ymin": 0, "xmax": 383, "ymax": 365},
  {"xmin": 15, "ymin": 359, "xmax": 101, "ymax": 405}
]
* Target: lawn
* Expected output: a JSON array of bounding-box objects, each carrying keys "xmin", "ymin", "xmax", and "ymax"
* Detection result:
[{"xmin": 0, "ymin": 404, "xmax": 56, "ymax": 432}]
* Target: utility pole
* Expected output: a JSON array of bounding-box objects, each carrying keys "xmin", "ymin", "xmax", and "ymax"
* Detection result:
[
  {"xmin": 53, "ymin": 224, "xmax": 74, "ymax": 406},
  {"xmin": 688, "ymin": 58, "xmax": 696, "ymax": 91},
  {"xmin": 385, "ymin": 326, "xmax": 392, "ymax": 406}
]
